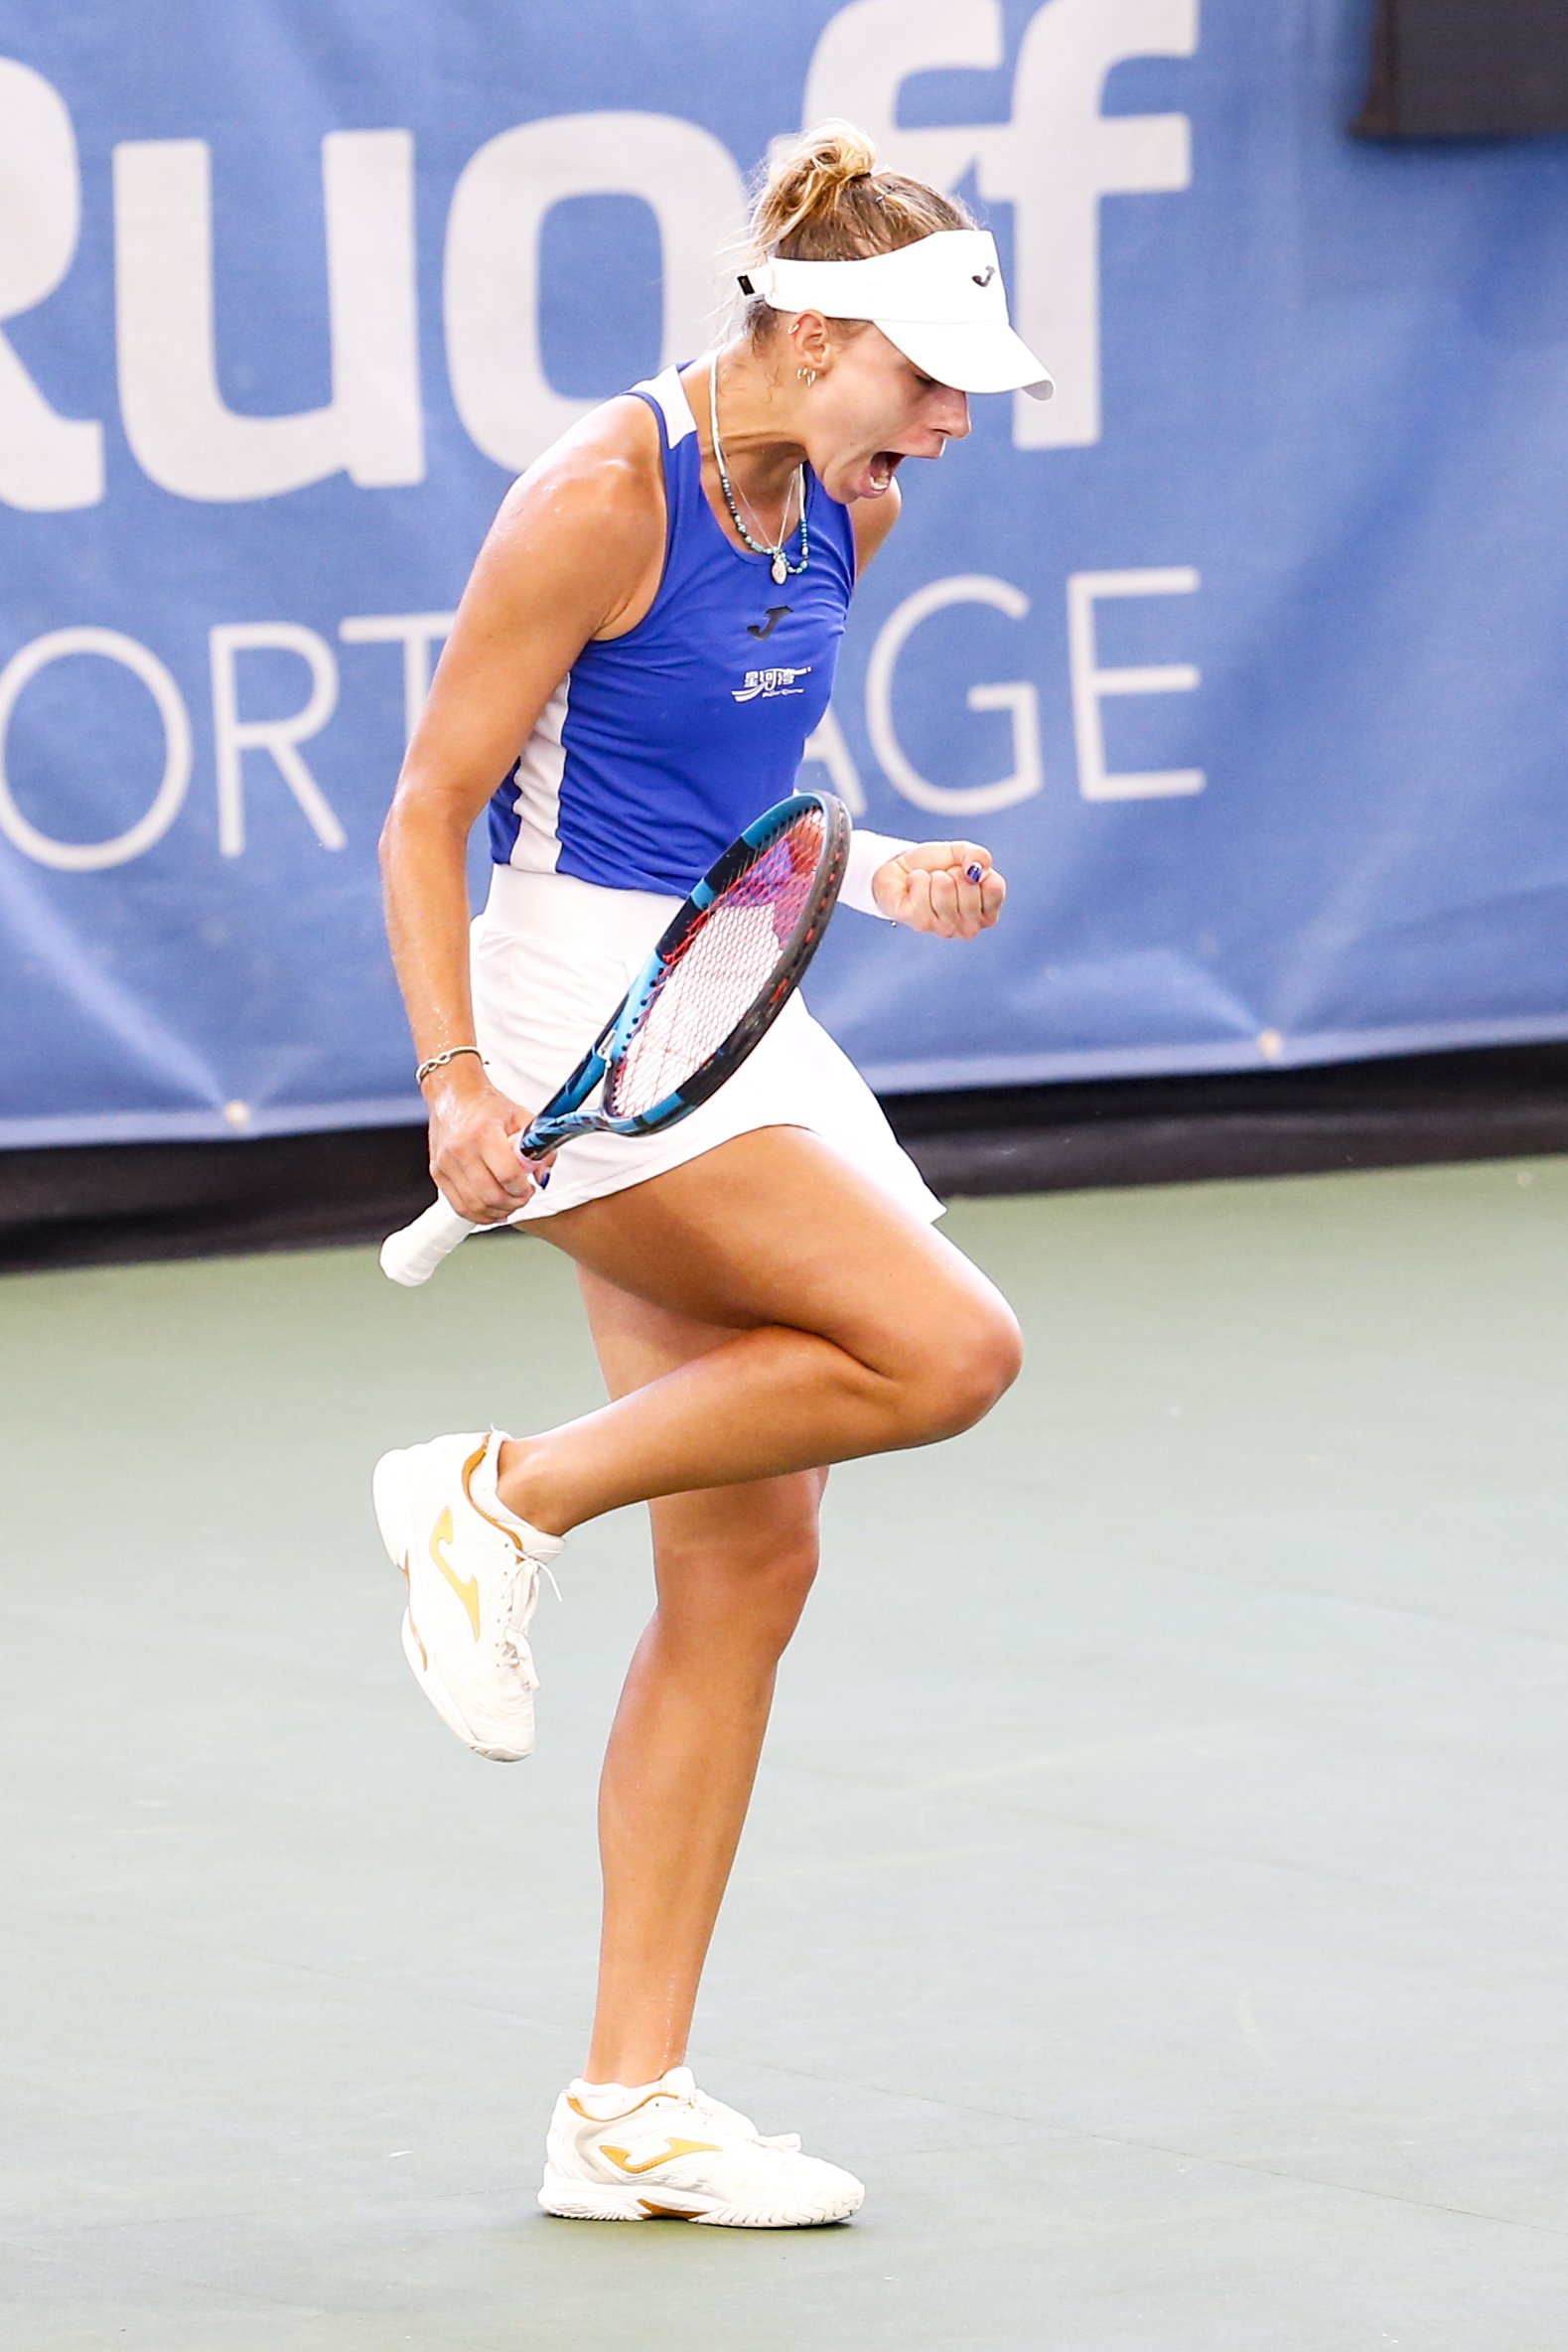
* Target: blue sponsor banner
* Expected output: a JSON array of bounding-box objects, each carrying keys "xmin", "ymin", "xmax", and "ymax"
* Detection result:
[{"xmin": 2, "ymin": 1, "xmax": 1566, "ymax": 1144}]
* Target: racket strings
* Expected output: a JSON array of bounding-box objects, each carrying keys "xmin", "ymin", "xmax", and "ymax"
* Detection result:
[{"xmin": 605, "ymin": 814, "xmax": 826, "ymax": 1116}]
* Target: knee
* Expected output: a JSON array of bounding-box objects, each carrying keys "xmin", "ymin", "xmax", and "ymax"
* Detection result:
[
  {"xmin": 747, "ymin": 1535, "xmax": 821, "ymax": 1651},
  {"xmin": 900, "ymin": 1293, "xmax": 1023, "ymax": 1445},
  {"xmin": 729, "ymin": 1526, "xmax": 820, "ymax": 1624},
  {"xmin": 655, "ymin": 1526, "xmax": 820, "ymax": 1663}
]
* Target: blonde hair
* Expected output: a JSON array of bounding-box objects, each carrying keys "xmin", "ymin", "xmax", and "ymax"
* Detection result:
[{"xmin": 743, "ymin": 119, "xmax": 973, "ymax": 343}]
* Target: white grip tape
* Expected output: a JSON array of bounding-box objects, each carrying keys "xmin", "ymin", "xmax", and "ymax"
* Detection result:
[{"xmin": 378, "ymin": 1197, "xmax": 485, "ymax": 1286}]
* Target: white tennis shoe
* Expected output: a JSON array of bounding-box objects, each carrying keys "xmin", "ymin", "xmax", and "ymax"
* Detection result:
[
  {"xmin": 371, "ymin": 1428, "xmax": 561, "ymax": 1763},
  {"xmin": 538, "ymin": 2066, "xmax": 865, "ymax": 2227}
]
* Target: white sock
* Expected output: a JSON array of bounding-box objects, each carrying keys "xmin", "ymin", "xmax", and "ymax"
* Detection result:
[
  {"xmin": 471, "ymin": 1431, "xmax": 562, "ymax": 1556},
  {"xmin": 573, "ymin": 2072, "xmax": 674, "ymax": 2120}
]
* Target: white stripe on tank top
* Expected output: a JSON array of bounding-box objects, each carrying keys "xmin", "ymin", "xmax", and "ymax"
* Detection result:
[{"xmin": 503, "ymin": 678, "xmax": 569, "ymax": 874}]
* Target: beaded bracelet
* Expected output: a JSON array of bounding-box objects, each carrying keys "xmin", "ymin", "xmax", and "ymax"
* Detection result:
[{"xmin": 415, "ymin": 1044, "xmax": 487, "ymax": 1085}]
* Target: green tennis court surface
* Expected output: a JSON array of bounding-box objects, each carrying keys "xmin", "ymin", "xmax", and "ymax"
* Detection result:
[{"xmin": 4, "ymin": 1162, "xmax": 1565, "ymax": 2349}]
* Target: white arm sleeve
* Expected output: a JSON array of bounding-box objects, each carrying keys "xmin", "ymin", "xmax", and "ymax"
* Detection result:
[{"xmin": 840, "ymin": 823, "xmax": 918, "ymax": 918}]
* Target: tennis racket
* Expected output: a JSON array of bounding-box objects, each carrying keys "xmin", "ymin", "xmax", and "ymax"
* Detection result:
[{"xmin": 380, "ymin": 789, "xmax": 850, "ymax": 1286}]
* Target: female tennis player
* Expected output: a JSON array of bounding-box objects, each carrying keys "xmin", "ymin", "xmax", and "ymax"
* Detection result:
[{"xmin": 374, "ymin": 121, "xmax": 1054, "ymax": 2228}]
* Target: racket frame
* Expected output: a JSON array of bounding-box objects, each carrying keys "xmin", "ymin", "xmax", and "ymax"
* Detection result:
[
  {"xmin": 516, "ymin": 789, "xmax": 849, "ymax": 1157},
  {"xmin": 379, "ymin": 791, "xmax": 849, "ymax": 1286}
]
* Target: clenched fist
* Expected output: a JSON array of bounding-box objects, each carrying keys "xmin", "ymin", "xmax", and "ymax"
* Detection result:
[{"xmin": 871, "ymin": 840, "xmax": 1006, "ymax": 939}]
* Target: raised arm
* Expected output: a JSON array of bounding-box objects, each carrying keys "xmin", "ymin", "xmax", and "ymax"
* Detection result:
[{"xmin": 845, "ymin": 475, "xmax": 1006, "ymax": 938}]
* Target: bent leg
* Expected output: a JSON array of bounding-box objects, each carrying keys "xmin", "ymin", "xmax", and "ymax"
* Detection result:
[
  {"xmin": 575, "ymin": 1264, "xmax": 826, "ymax": 2086},
  {"xmin": 499, "ymin": 1126, "xmax": 1022, "ymax": 1535}
]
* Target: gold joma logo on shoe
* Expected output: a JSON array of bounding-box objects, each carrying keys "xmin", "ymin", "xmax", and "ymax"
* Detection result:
[
  {"xmin": 600, "ymin": 2138, "xmax": 722, "ymax": 2176},
  {"xmin": 430, "ymin": 1505, "xmax": 480, "ymax": 1640}
]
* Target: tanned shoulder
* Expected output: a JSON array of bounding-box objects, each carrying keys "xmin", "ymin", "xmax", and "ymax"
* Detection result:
[{"xmin": 483, "ymin": 394, "xmax": 666, "ymax": 641}]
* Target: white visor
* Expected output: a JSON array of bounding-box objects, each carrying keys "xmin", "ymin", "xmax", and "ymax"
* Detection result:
[{"xmin": 740, "ymin": 227, "xmax": 1053, "ymax": 401}]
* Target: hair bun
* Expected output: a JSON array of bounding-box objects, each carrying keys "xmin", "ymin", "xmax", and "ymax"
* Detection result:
[
  {"xmin": 752, "ymin": 120, "xmax": 881, "ymax": 254},
  {"xmin": 737, "ymin": 116, "xmax": 971, "ymax": 306}
]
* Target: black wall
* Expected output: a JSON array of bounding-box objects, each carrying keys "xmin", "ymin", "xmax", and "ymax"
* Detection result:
[
  {"xmin": 5, "ymin": 1046, "xmax": 1568, "ymax": 1274},
  {"xmin": 1355, "ymin": 0, "xmax": 1568, "ymax": 137}
]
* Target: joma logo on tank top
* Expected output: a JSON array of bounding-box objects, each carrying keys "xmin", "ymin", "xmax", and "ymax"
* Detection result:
[
  {"xmin": 732, "ymin": 664, "xmax": 811, "ymax": 704},
  {"xmin": 747, "ymin": 605, "xmax": 792, "ymax": 641}
]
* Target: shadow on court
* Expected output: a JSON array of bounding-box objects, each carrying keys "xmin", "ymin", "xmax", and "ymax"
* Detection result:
[{"xmin": 3, "ymin": 1165, "xmax": 1565, "ymax": 2350}]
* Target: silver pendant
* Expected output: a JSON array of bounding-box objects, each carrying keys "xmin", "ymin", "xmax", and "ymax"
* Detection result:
[{"xmin": 771, "ymin": 552, "xmax": 788, "ymax": 585}]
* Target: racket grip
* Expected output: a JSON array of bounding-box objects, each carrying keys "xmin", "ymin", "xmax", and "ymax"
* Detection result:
[{"xmin": 379, "ymin": 1196, "xmax": 487, "ymax": 1287}]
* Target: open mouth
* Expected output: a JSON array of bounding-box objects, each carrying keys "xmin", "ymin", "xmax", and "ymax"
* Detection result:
[{"xmin": 867, "ymin": 451, "xmax": 905, "ymax": 492}]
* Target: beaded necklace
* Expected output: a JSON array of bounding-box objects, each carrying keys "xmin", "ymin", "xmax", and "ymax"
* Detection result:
[{"xmin": 708, "ymin": 359, "xmax": 809, "ymax": 585}]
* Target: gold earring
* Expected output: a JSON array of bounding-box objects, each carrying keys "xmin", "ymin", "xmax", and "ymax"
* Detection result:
[{"xmin": 796, "ymin": 366, "xmax": 818, "ymax": 386}]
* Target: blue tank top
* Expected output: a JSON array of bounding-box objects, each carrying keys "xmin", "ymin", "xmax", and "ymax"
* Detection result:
[{"xmin": 487, "ymin": 364, "xmax": 856, "ymax": 894}]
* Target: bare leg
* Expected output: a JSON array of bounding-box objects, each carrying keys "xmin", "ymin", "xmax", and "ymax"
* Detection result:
[
  {"xmin": 572, "ymin": 1265, "xmax": 824, "ymax": 2086},
  {"xmin": 500, "ymin": 1126, "xmax": 1022, "ymax": 1536}
]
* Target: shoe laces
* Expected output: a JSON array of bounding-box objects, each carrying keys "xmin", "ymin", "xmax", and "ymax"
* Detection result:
[
  {"xmin": 682, "ymin": 2083, "xmax": 801, "ymax": 2157},
  {"xmin": 495, "ymin": 1551, "xmax": 561, "ymax": 1688}
]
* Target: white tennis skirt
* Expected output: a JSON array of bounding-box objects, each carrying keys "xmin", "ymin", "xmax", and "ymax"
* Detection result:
[{"xmin": 471, "ymin": 865, "xmax": 943, "ymax": 1227}]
